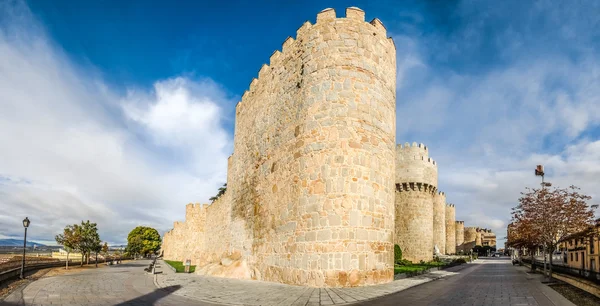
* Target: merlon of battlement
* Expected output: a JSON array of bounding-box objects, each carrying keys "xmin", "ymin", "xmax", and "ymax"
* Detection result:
[
  {"xmin": 346, "ymin": 7, "xmax": 365, "ymax": 21},
  {"xmin": 398, "ymin": 142, "xmax": 428, "ymax": 151},
  {"xmin": 316, "ymin": 8, "xmax": 336, "ymax": 22},
  {"xmin": 369, "ymin": 18, "xmax": 386, "ymax": 35},
  {"xmin": 446, "ymin": 203, "xmax": 455, "ymax": 208},
  {"xmin": 456, "ymin": 221, "xmax": 465, "ymax": 224},
  {"xmin": 437, "ymin": 191, "xmax": 445, "ymax": 196}
]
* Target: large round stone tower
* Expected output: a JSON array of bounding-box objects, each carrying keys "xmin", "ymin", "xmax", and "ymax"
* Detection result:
[
  {"xmin": 395, "ymin": 142, "xmax": 438, "ymax": 262},
  {"xmin": 433, "ymin": 191, "xmax": 446, "ymax": 254}
]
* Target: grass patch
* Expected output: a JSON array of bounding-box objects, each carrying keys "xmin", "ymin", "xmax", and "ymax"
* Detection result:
[
  {"xmin": 394, "ymin": 265, "xmax": 431, "ymax": 274},
  {"xmin": 394, "ymin": 257, "xmax": 470, "ymax": 275},
  {"xmin": 164, "ymin": 260, "xmax": 196, "ymax": 273}
]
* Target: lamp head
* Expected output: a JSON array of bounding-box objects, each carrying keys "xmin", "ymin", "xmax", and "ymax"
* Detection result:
[
  {"xmin": 22, "ymin": 217, "xmax": 30, "ymax": 228},
  {"xmin": 535, "ymin": 164, "xmax": 544, "ymax": 176}
]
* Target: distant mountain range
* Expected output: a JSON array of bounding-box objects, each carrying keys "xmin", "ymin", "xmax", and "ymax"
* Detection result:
[{"xmin": 0, "ymin": 239, "xmax": 47, "ymax": 247}]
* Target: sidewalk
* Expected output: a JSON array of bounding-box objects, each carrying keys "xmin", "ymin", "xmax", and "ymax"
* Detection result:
[
  {"xmin": 153, "ymin": 260, "xmax": 472, "ymax": 306},
  {"xmin": 513, "ymin": 265, "xmax": 576, "ymax": 306}
]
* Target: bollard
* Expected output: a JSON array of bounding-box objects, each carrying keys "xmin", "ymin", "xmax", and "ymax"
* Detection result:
[{"xmin": 184, "ymin": 259, "xmax": 191, "ymax": 273}]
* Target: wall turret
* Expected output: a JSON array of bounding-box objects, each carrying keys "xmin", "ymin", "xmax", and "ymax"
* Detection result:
[
  {"xmin": 395, "ymin": 143, "xmax": 437, "ymax": 186},
  {"xmin": 455, "ymin": 221, "xmax": 465, "ymax": 254},
  {"xmin": 463, "ymin": 227, "xmax": 478, "ymax": 252},
  {"xmin": 231, "ymin": 6, "xmax": 397, "ymax": 287},
  {"xmin": 395, "ymin": 143, "xmax": 438, "ymax": 262},
  {"xmin": 445, "ymin": 204, "xmax": 456, "ymax": 254},
  {"xmin": 433, "ymin": 191, "xmax": 446, "ymax": 254}
]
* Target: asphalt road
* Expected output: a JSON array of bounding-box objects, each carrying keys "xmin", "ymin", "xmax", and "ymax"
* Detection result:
[{"xmin": 352, "ymin": 257, "xmax": 575, "ymax": 306}]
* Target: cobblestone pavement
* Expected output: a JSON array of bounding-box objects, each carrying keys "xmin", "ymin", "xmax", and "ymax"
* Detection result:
[
  {"xmin": 355, "ymin": 257, "xmax": 575, "ymax": 306},
  {"xmin": 1, "ymin": 260, "xmax": 214, "ymax": 306},
  {"xmin": 154, "ymin": 260, "xmax": 469, "ymax": 305}
]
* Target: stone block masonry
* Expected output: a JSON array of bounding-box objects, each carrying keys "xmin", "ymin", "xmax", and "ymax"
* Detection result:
[
  {"xmin": 162, "ymin": 6, "xmax": 490, "ymax": 288},
  {"xmin": 164, "ymin": 7, "xmax": 397, "ymax": 288},
  {"xmin": 433, "ymin": 192, "xmax": 446, "ymax": 254},
  {"xmin": 463, "ymin": 227, "xmax": 478, "ymax": 252},
  {"xmin": 445, "ymin": 204, "xmax": 456, "ymax": 254},
  {"xmin": 394, "ymin": 143, "xmax": 437, "ymax": 262},
  {"xmin": 455, "ymin": 221, "xmax": 465, "ymax": 254}
]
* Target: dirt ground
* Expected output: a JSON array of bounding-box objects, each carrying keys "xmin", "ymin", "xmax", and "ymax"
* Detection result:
[
  {"xmin": 0, "ymin": 263, "xmax": 110, "ymax": 300},
  {"xmin": 549, "ymin": 283, "xmax": 600, "ymax": 306}
]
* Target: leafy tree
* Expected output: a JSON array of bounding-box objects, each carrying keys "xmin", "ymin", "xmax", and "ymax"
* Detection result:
[
  {"xmin": 55, "ymin": 224, "xmax": 81, "ymax": 270},
  {"xmin": 506, "ymin": 219, "xmax": 542, "ymax": 270},
  {"xmin": 126, "ymin": 226, "xmax": 161, "ymax": 257},
  {"xmin": 394, "ymin": 244, "xmax": 402, "ymax": 264},
  {"xmin": 73, "ymin": 220, "xmax": 101, "ymax": 266},
  {"xmin": 513, "ymin": 185, "xmax": 597, "ymax": 280}
]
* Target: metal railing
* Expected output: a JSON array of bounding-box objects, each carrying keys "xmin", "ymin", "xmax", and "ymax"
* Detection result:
[{"xmin": 522, "ymin": 258, "xmax": 600, "ymax": 284}]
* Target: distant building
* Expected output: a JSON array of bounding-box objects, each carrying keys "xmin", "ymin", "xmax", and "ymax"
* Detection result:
[{"xmin": 560, "ymin": 221, "xmax": 600, "ymax": 272}]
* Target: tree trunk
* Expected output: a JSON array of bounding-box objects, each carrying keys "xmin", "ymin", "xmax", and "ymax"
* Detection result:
[
  {"xmin": 81, "ymin": 253, "xmax": 84, "ymax": 267},
  {"xmin": 66, "ymin": 252, "xmax": 69, "ymax": 270},
  {"xmin": 549, "ymin": 246, "xmax": 554, "ymax": 281},
  {"xmin": 530, "ymin": 248, "xmax": 535, "ymax": 272},
  {"xmin": 86, "ymin": 253, "xmax": 89, "ymax": 265},
  {"xmin": 95, "ymin": 252, "xmax": 98, "ymax": 268},
  {"xmin": 543, "ymin": 246, "xmax": 547, "ymax": 279}
]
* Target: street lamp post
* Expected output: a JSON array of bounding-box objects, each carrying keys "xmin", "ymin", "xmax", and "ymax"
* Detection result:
[
  {"xmin": 20, "ymin": 217, "xmax": 30, "ymax": 279},
  {"xmin": 535, "ymin": 165, "xmax": 551, "ymax": 280}
]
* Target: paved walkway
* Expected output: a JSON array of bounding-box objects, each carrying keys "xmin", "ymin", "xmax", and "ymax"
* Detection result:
[
  {"xmin": 1, "ymin": 260, "xmax": 210, "ymax": 306},
  {"xmin": 356, "ymin": 257, "xmax": 575, "ymax": 306},
  {"xmin": 1, "ymin": 258, "xmax": 574, "ymax": 306},
  {"xmin": 154, "ymin": 260, "xmax": 468, "ymax": 305}
]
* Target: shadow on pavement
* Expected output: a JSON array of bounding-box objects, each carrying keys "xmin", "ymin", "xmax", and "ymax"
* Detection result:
[
  {"xmin": 114, "ymin": 285, "xmax": 182, "ymax": 306},
  {"xmin": 0, "ymin": 285, "xmax": 182, "ymax": 306}
]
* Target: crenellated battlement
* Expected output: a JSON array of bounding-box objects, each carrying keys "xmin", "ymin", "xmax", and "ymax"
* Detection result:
[
  {"xmin": 438, "ymin": 191, "xmax": 445, "ymax": 196},
  {"xmin": 235, "ymin": 6, "xmax": 395, "ymax": 113},
  {"xmin": 446, "ymin": 203, "xmax": 455, "ymax": 208},
  {"xmin": 396, "ymin": 141, "xmax": 437, "ymax": 187},
  {"xmin": 456, "ymin": 221, "xmax": 465, "ymax": 224},
  {"xmin": 397, "ymin": 142, "xmax": 428, "ymax": 151},
  {"xmin": 395, "ymin": 182, "xmax": 437, "ymax": 194},
  {"xmin": 398, "ymin": 154, "xmax": 437, "ymax": 166}
]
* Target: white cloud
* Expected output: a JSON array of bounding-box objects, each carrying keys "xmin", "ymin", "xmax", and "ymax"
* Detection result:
[
  {"xmin": 392, "ymin": 1, "xmax": 600, "ymax": 248},
  {"xmin": 0, "ymin": 3, "xmax": 232, "ymax": 244}
]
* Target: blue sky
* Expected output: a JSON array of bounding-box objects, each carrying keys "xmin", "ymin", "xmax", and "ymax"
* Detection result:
[{"xmin": 1, "ymin": 0, "xmax": 599, "ymax": 247}]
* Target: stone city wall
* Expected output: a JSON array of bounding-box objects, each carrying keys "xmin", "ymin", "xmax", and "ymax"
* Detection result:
[
  {"xmin": 463, "ymin": 227, "xmax": 478, "ymax": 252},
  {"xmin": 394, "ymin": 143, "xmax": 438, "ymax": 262},
  {"xmin": 163, "ymin": 7, "xmax": 397, "ymax": 287},
  {"xmin": 445, "ymin": 204, "xmax": 456, "ymax": 254},
  {"xmin": 395, "ymin": 183, "xmax": 435, "ymax": 262},
  {"xmin": 455, "ymin": 221, "xmax": 465, "ymax": 254},
  {"xmin": 433, "ymin": 191, "xmax": 446, "ymax": 254}
]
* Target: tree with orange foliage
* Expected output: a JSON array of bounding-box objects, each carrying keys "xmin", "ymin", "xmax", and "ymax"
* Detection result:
[
  {"xmin": 506, "ymin": 219, "xmax": 542, "ymax": 271},
  {"xmin": 512, "ymin": 185, "xmax": 596, "ymax": 280}
]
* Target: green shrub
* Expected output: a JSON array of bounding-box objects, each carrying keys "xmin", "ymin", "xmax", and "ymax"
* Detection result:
[
  {"xmin": 397, "ymin": 259, "xmax": 413, "ymax": 266},
  {"xmin": 394, "ymin": 244, "xmax": 402, "ymax": 264}
]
